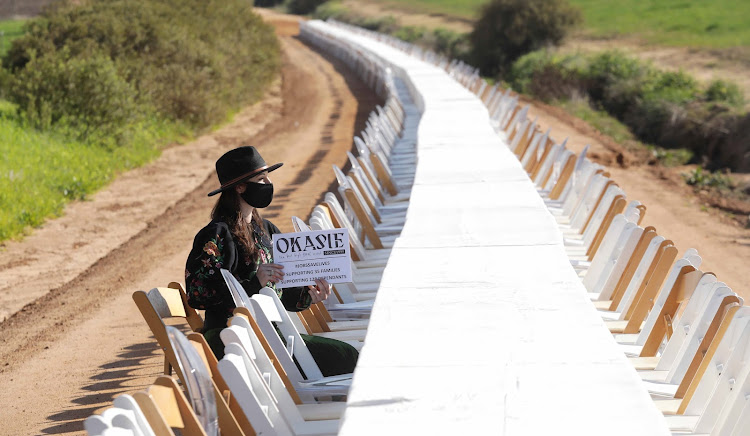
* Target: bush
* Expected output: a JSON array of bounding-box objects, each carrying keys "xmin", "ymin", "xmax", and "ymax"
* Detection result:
[
  {"xmin": 508, "ymin": 48, "xmax": 750, "ymax": 170},
  {"xmin": 468, "ymin": 0, "xmax": 582, "ymax": 77},
  {"xmin": 705, "ymin": 79, "xmax": 745, "ymax": 107},
  {"xmin": 287, "ymin": 0, "xmax": 330, "ymax": 15},
  {"xmin": 683, "ymin": 167, "xmax": 733, "ymax": 189},
  {"xmin": 3, "ymin": 0, "xmax": 280, "ymax": 137},
  {"xmin": 8, "ymin": 48, "xmax": 141, "ymax": 145}
]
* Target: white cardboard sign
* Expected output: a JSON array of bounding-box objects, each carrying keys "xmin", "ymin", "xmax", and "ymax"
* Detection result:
[{"xmin": 272, "ymin": 228, "xmax": 351, "ymax": 288}]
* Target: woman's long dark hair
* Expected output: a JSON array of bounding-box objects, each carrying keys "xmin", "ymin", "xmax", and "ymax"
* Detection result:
[{"xmin": 211, "ymin": 187, "xmax": 265, "ymax": 262}]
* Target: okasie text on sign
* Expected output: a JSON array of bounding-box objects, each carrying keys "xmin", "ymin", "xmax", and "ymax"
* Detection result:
[{"xmin": 272, "ymin": 228, "xmax": 352, "ymax": 288}]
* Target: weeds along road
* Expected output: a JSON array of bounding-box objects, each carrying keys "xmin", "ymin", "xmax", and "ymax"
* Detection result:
[{"xmin": 0, "ymin": 12, "xmax": 382, "ymax": 435}]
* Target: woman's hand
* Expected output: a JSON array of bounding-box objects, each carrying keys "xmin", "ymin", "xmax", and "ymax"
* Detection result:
[
  {"xmin": 307, "ymin": 278, "xmax": 332, "ymax": 304},
  {"xmin": 257, "ymin": 263, "xmax": 284, "ymax": 285}
]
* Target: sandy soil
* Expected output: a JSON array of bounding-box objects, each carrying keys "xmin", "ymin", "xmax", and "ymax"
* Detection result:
[{"xmin": 0, "ymin": 11, "xmax": 381, "ymax": 435}]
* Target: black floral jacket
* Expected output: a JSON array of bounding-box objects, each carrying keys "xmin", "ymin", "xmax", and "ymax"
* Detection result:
[{"xmin": 185, "ymin": 218, "xmax": 312, "ymax": 331}]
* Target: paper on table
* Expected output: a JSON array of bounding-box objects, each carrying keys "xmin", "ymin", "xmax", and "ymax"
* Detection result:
[{"xmin": 272, "ymin": 228, "xmax": 351, "ymax": 288}]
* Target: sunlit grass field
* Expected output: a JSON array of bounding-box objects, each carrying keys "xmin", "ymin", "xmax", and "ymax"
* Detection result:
[
  {"xmin": 569, "ymin": 0, "xmax": 750, "ymax": 48},
  {"xmin": 364, "ymin": 0, "xmax": 750, "ymax": 48},
  {"xmin": 0, "ymin": 100, "xmax": 185, "ymax": 241}
]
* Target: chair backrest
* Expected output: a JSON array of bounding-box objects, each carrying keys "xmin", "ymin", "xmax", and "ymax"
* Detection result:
[
  {"xmin": 113, "ymin": 395, "xmax": 156, "ymax": 436},
  {"xmin": 663, "ymin": 288, "xmax": 741, "ymax": 383},
  {"xmin": 223, "ymin": 335, "xmax": 309, "ymax": 429},
  {"xmin": 568, "ymin": 175, "xmax": 611, "ymax": 231},
  {"xmin": 592, "ymin": 223, "xmax": 645, "ymax": 301},
  {"xmin": 291, "ymin": 216, "xmax": 311, "ymax": 232},
  {"xmin": 133, "ymin": 376, "xmax": 208, "ymax": 436},
  {"xmin": 85, "ymin": 394, "xmax": 154, "ymax": 436},
  {"xmin": 165, "ymin": 327, "xmax": 218, "ymax": 436},
  {"xmin": 621, "ymin": 244, "xmax": 682, "ymax": 335},
  {"xmin": 614, "ymin": 236, "xmax": 671, "ymax": 317},
  {"xmin": 253, "ymin": 288, "xmax": 325, "ymax": 380},
  {"xmin": 691, "ymin": 311, "xmax": 750, "ymax": 434},
  {"xmin": 325, "ymin": 190, "xmax": 382, "ymax": 252},
  {"xmin": 652, "ymin": 276, "xmax": 719, "ymax": 366},
  {"xmin": 682, "ymin": 307, "xmax": 750, "ymax": 416},
  {"xmin": 635, "ymin": 263, "xmax": 704, "ymax": 353},
  {"xmin": 581, "ymin": 212, "xmax": 632, "ymax": 280},
  {"xmin": 580, "ymin": 184, "xmax": 625, "ymax": 246},
  {"xmin": 520, "ymin": 129, "xmax": 548, "ymax": 170},
  {"xmin": 220, "ymin": 269, "xmax": 251, "ymax": 309},
  {"xmin": 348, "ymin": 151, "xmax": 385, "ymax": 204},
  {"xmin": 217, "ymin": 352, "xmax": 291, "ymax": 436},
  {"xmin": 132, "ymin": 285, "xmax": 204, "ymax": 380}
]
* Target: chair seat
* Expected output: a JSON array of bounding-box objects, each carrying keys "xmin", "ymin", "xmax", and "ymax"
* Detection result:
[{"xmin": 664, "ymin": 414, "xmax": 699, "ymax": 433}]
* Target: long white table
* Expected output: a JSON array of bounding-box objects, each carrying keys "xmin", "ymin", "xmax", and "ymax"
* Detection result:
[{"xmin": 308, "ymin": 21, "xmax": 671, "ymax": 436}]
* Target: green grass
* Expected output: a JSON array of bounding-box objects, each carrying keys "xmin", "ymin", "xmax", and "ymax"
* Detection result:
[
  {"xmin": 361, "ymin": 0, "xmax": 750, "ymax": 48},
  {"xmin": 558, "ymin": 97, "xmax": 636, "ymax": 145},
  {"xmin": 0, "ymin": 18, "xmax": 27, "ymax": 57},
  {"xmin": 0, "ymin": 101, "xmax": 188, "ymax": 241},
  {"xmin": 363, "ymin": 0, "xmax": 485, "ymax": 20},
  {"xmin": 568, "ymin": 0, "xmax": 750, "ymax": 48}
]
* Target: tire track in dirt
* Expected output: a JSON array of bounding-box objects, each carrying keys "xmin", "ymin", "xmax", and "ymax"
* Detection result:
[{"xmin": 0, "ymin": 13, "xmax": 382, "ymax": 435}]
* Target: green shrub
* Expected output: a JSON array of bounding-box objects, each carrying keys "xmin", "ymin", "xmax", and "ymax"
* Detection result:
[
  {"xmin": 509, "ymin": 48, "xmax": 749, "ymax": 170},
  {"xmin": 4, "ymin": 0, "xmax": 279, "ymax": 134},
  {"xmin": 8, "ymin": 49, "xmax": 141, "ymax": 145},
  {"xmin": 705, "ymin": 79, "xmax": 745, "ymax": 107},
  {"xmin": 683, "ymin": 167, "xmax": 732, "ymax": 189},
  {"xmin": 393, "ymin": 26, "xmax": 427, "ymax": 44},
  {"xmin": 430, "ymin": 27, "xmax": 471, "ymax": 60},
  {"xmin": 0, "ymin": 0, "xmax": 279, "ymax": 242},
  {"xmin": 468, "ymin": 0, "xmax": 582, "ymax": 77},
  {"xmin": 313, "ymin": 1, "xmax": 349, "ymax": 20},
  {"xmin": 287, "ymin": 0, "xmax": 330, "ymax": 15}
]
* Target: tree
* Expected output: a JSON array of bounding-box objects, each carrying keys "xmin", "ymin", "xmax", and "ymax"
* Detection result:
[{"xmin": 469, "ymin": 0, "xmax": 581, "ymax": 78}]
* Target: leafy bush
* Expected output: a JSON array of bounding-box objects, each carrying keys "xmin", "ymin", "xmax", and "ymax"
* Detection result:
[
  {"xmin": 705, "ymin": 79, "xmax": 745, "ymax": 107},
  {"xmin": 0, "ymin": 0, "xmax": 279, "ymax": 242},
  {"xmin": 313, "ymin": 1, "xmax": 348, "ymax": 20},
  {"xmin": 468, "ymin": 0, "xmax": 582, "ymax": 77},
  {"xmin": 509, "ymin": 48, "xmax": 750, "ymax": 170},
  {"xmin": 8, "ymin": 49, "xmax": 140, "ymax": 145},
  {"xmin": 683, "ymin": 167, "xmax": 733, "ymax": 189},
  {"xmin": 287, "ymin": 0, "xmax": 330, "ymax": 15},
  {"xmin": 393, "ymin": 26, "xmax": 426, "ymax": 44},
  {"xmin": 4, "ymin": 0, "xmax": 280, "ymax": 137}
]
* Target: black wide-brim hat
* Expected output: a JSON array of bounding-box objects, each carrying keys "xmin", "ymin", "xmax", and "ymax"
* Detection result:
[{"xmin": 207, "ymin": 146, "xmax": 283, "ymax": 196}]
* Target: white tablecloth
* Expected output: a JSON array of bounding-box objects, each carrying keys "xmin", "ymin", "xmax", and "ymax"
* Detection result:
[{"xmin": 307, "ymin": 21, "xmax": 671, "ymax": 436}]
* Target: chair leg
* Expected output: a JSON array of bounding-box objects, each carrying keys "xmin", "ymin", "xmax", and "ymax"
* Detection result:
[{"xmin": 164, "ymin": 358, "xmax": 172, "ymax": 376}]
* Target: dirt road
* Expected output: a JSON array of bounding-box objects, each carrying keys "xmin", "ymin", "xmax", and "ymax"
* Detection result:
[{"xmin": 0, "ymin": 12, "xmax": 381, "ymax": 435}]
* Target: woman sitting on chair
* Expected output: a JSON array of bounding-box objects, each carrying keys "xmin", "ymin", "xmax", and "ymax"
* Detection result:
[{"xmin": 185, "ymin": 145, "xmax": 358, "ymax": 376}]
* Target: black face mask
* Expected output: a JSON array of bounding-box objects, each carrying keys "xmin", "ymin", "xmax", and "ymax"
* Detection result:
[{"xmin": 240, "ymin": 182, "xmax": 273, "ymax": 208}]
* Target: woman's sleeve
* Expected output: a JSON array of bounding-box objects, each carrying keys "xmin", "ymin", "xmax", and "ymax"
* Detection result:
[
  {"xmin": 265, "ymin": 220, "xmax": 313, "ymax": 312},
  {"xmin": 184, "ymin": 223, "xmax": 235, "ymax": 312}
]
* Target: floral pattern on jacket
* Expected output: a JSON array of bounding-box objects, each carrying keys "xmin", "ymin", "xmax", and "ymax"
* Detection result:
[{"xmin": 185, "ymin": 218, "xmax": 312, "ymax": 330}]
